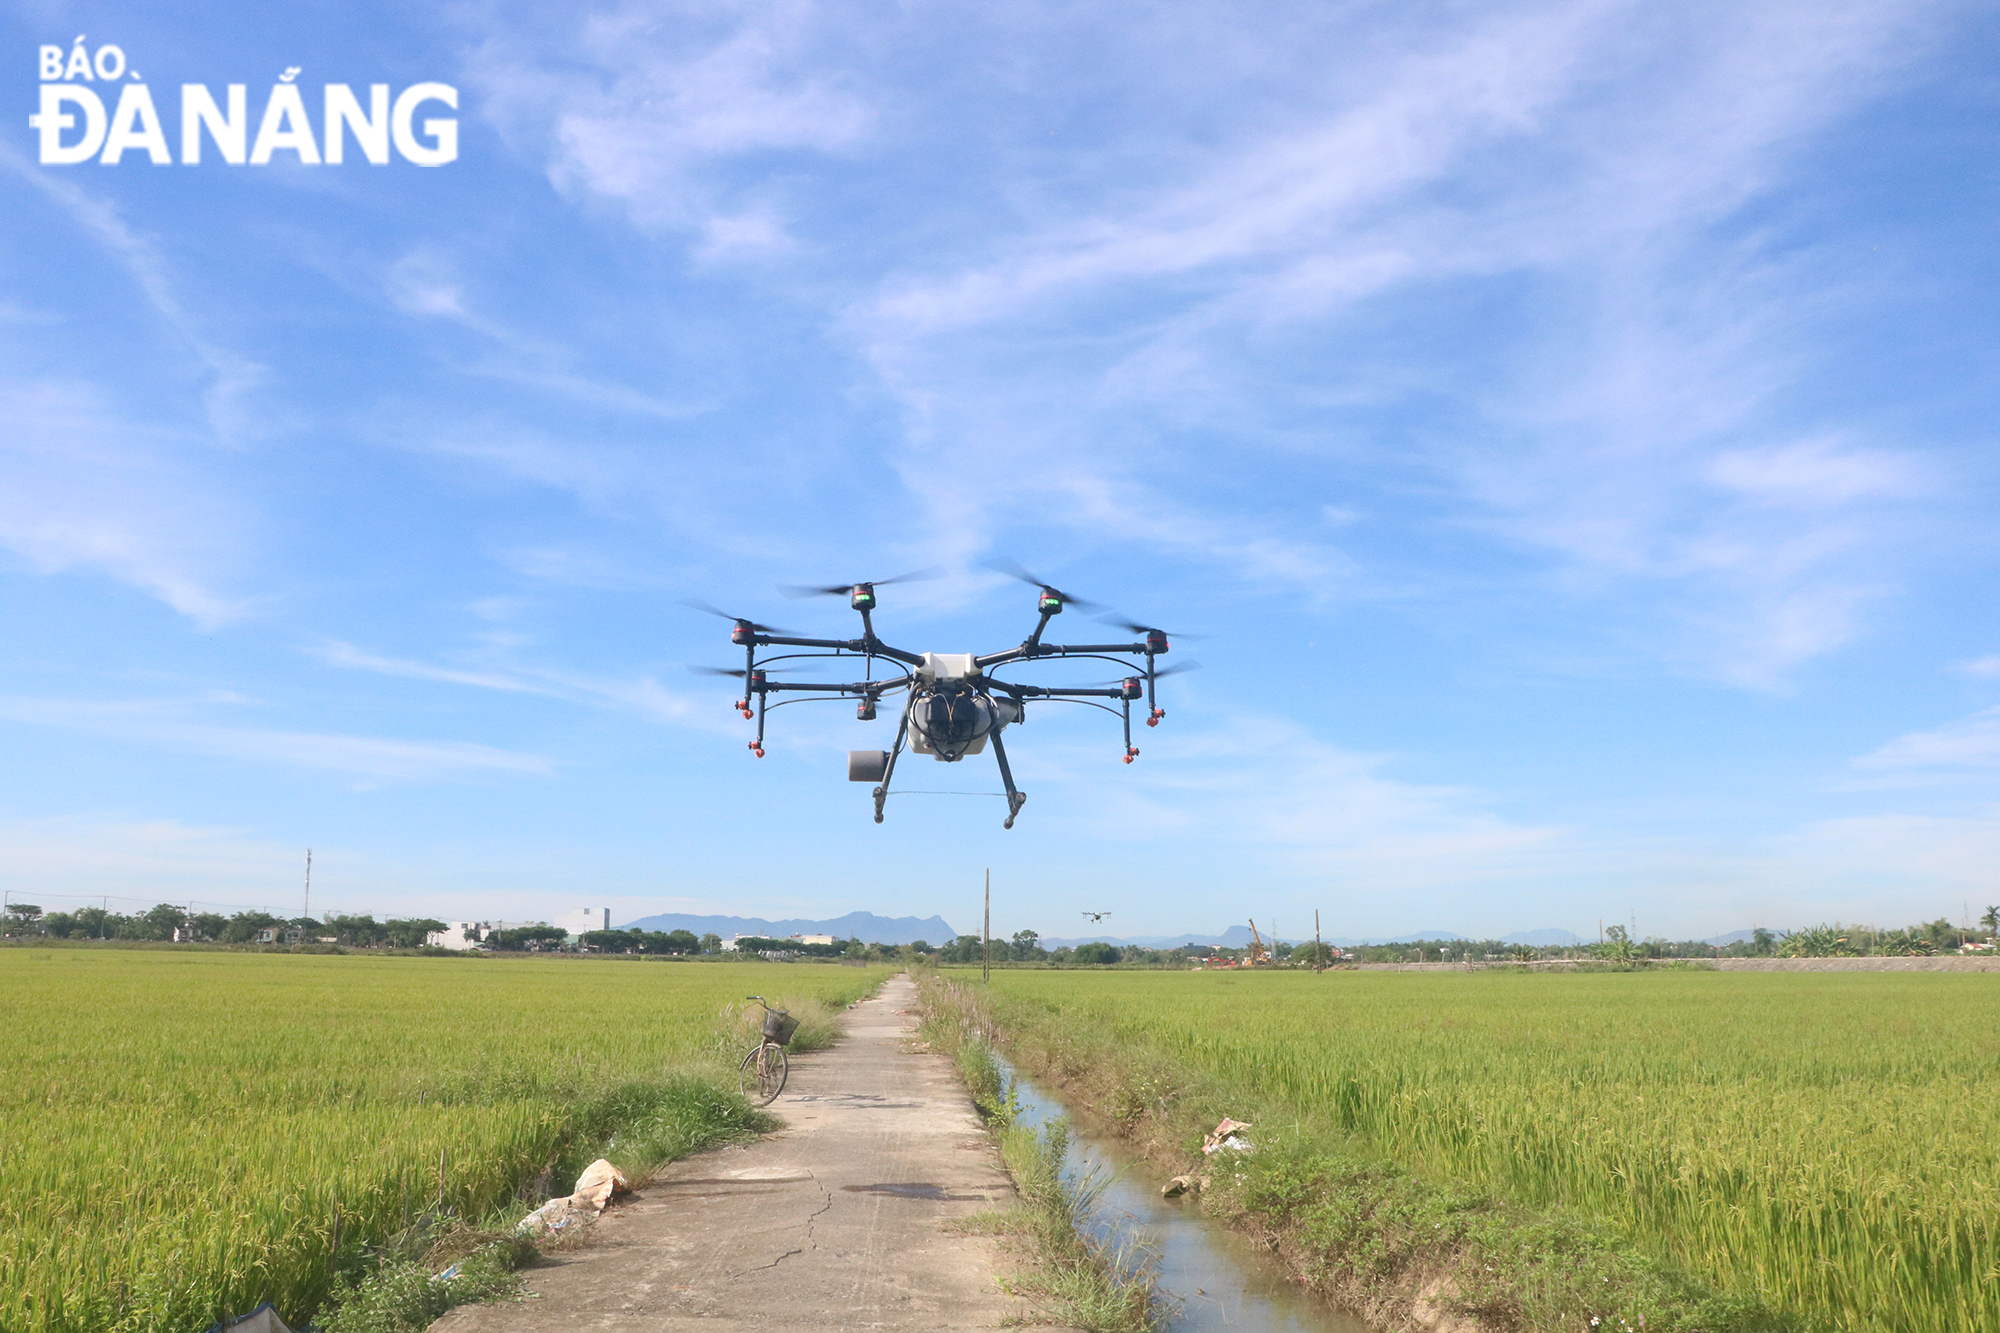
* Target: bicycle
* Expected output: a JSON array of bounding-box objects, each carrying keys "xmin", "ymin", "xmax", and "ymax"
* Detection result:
[{"xmin": 739, "ymin": 995, "xmax": 799, "ymax": 1105}]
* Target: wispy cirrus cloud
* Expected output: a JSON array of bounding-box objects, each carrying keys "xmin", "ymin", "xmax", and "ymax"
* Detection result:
[
  {"xmin": 313, "ymin": 640, "xmax": 712, "ymax": 728},
  {"xmin": 1851, "ymin": 707, "xmax": 2000, "ymax": 782},
  {"xmin": 466, "ymin": 0, "xmax": 870, "ymax": 245},
  {"xmin": 0, "ymin": 383, "xmax": 256, "ymax": 626},
  {"xmin": 0, "ymin": 695, "xmax": 551, "ymax": 780}
]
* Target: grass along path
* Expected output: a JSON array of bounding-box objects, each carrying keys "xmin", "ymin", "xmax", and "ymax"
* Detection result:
[
  {"xmin": 956, "ymin": 966, "xmax": 2000, "ymax": 1333},
  {"xmin": 0, "ymin": 948, "xmax": 890, "ymax": 1333}
]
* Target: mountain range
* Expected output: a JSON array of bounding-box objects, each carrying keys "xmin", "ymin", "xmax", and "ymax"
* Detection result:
[
  {"xmin": 619, "ymin": 911, "xmax": 958, "ymax": 944},
  {"xmin": 1032, "ymin": 926, "xmax": 1588, "ymax": 949}
]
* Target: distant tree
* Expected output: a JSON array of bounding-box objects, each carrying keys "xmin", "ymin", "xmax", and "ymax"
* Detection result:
[
  {"xmin": 221, "ymin": 911, "xmax": 281, "ymax": 944},
  {"xmin": 382, "ymin": 918, "xmax": 447, "ymax": 949},
  {"xmin": 1779, "ymin": 924, "xmax": 1857, "ymax": 958},
  {"xmin": 74, "ymin": 907, "xmax": 113, "ymax": 939},
  {"xmin": 664, "ymin": 928, "xmax": 701, "ymax": 954},
  {"xmin": 1293, "ymin": 941, "xmax": 1339, "ymax": 968},
  {"xmin": 580, "ymin": 928, "xmax": 636, "ymax": 953},
  {"xmin": 1010, "ymin": 930, "xmax": 1045, "ymax": 962},
  {"xmin": 489, "ymin": 924, "xmax": 569, "ymax": 952},
  {"xmin": 1072, "ymin": 941, "xmax": 1121, "ymax": 966},
  {"xmin": 42, "ymin": 912, "xmax": 78, "ymax": 938},
  {"xmin": 1751, "ymin": 927, "xmax": 1777, "ymax": 956},
  {"xmin": 329, "ymin": 915, "xmax": 389, "ymax": 947},
  {"xmin": 701, "ymin": 932, "xmax": 723, "ymax": 954},
  {"xmin": 187, "ymin": 912, "xmax": 229, "ymax": 941},
  {"xmin": 117, "ymin": 914, "xmax": 161, "ymax": 941},
  {"xmin": 2, "ymin": 903, "xmax": 41, "ymax": 935},
  {"xmin": 1592, "ymin": 925, "xmax": 1640, "ymax": 964},
  {"xmin": 1982, "ymin": 906, "xmax": 1999, "ymax": 940}
]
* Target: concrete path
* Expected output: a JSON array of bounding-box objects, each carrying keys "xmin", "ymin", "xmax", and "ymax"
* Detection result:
[{"xmin": 433, "ymin": 974, "xmax": 1031, "ymax": 1333}]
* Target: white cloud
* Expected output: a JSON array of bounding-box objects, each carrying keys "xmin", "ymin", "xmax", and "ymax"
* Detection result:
[
  {"xmin": 469, "ymin": 0, "xmax": 870, "ymax": 238},
  {"xmin": 0, "ymin": 696, "xmax": 551, "ymax": 781},
  {"xmin": 314, "ymin": 639, "xmax": 715, "ymax": 730},
  {"xmin": 1852, "ymin": 707, "xmax": 2000, "ymax": 777},
  {"xmin": 1028, "ymin": 711, "xmax": 1565, "ymax": 890},
  {"xmin": 0, "ymin": 816, "xmax": 314, "ymax": 911},
  {"xmin": 1955, "ymin": 655, "xmax": 2000, "ymax": 679},
  {"xmin": 0, "ymin": 382, "xmax": 254, "ymax": 626},
  {"xmin": 844, "ymin": 0, "xmax": 1947, "ymax": 677}
]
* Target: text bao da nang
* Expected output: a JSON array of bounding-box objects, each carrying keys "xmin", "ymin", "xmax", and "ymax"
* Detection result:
[{"xmin": 31, "ymin": 41, "xmax": 458, "ymax": 166}]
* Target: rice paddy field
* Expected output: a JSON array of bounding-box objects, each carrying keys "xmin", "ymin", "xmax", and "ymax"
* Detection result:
[
  {"xmin": 983, "ymin": 967, "xmax": 2000, "ymax": 1333},
  {"xmin": 0, "ymin": 948, "xmax": 889, "ymax": 1333}
]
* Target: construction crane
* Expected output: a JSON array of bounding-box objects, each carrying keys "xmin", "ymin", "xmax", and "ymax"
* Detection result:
[{"xmin": 1246, "ymin": 918, "xmax": 1272, "ymax": 967}]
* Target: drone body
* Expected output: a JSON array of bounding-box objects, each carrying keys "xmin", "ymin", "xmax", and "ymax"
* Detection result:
[{"xmin": 689, "ymin": 570, "xmax": 1194, "ymax": 828}]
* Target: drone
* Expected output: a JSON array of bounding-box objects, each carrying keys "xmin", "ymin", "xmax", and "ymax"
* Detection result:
[
  {"xmin": 687, "ymin": 563, "xmax": 1196, "ymax": 828},
  {"xmin": 1081, "ymin": 911, "xmax": 1112, "ymax": 923}
]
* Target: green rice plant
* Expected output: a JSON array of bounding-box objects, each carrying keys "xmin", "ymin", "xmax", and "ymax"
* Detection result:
[
  {"xmin": 982, "ymin": 968, "xmax": 2000, "ymax": 1333},
  {"xmin": 0, "ymin": 950, "xmax": 889, "ymax": 1333}
]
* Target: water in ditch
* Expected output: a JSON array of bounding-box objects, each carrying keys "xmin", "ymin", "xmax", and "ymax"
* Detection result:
[{"xmin": 995, "ymin": 1055, "xmax": 1378, "ymax": 1333}]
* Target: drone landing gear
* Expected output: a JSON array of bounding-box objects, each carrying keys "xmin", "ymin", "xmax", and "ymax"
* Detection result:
[
  {"xmin": 991, "ymin": 730, "xmax": 1027, "ymax": 829},
  {"xmin": 872, "ymin": 712, "xmax": 911, "ymax": 824}
]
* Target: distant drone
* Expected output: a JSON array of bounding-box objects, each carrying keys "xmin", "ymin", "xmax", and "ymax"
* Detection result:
[
  {"xmin": 1081, "ymin": 911, "xmax": 1113, "ymax": 923},
  {"xmin": 688, "ymin": 562, "xmax": 1196, "ymax": 828}
]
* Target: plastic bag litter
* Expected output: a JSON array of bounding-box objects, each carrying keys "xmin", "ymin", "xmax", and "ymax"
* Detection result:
[
  {"xmin": 1202, "ymin": 1117, "xmax": 1254, "ymax": 1154},
  {"xmin": 516, "ymin": 1158, "xmax": 633, "ymax": 1237},
  {"xmin": 517, "ymin": 1195, "xmax": 590, "ymax": 1237},
  {"xmin": 1161, "ymin": 1174, "xmax": 1198, "ymax": 1198},
  {"xmin": 572, "ymin": 1159, "xmax": 630, "ymax": 1211},
  {"xmin": 203, "ymin": 1303, "xmax": 296, "ymax": 1333}
]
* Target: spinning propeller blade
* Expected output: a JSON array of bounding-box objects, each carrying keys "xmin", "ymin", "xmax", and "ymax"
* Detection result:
[
  {"xmin": 1097, "ymin": 614, "xmax": 1207, "ymax": 640},
  {"xmin": 1093, "ymin": 659, "xmax": 1202, "ymax": 684},
  {"xmin": 686, "ymin": 664, "xmax": 802, "ymax": 679},
  {"xmin": 678, "ymin": 599, "xmax": 794, "ymax": 635},
  {"xmin": 686, "ymin": 664, "xmax": 800, "ymax": 678},
  {"xmin": 777, "ymin": 568, "xmax": 939, "ymax": 599},
  {"xmin": 985, "ymin": 557, "xmax": 1101, "ymax": 610}
]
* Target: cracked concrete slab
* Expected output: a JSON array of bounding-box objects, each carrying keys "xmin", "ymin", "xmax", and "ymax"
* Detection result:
[{"xmin": 431, "ymin": 974, "xmax": 1037, "ymax": 1332}]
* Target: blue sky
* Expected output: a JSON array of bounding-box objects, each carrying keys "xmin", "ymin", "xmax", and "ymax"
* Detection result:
[{"xmin": 2, "ymin": 0, "xmax": 1996, "ymax": 942}]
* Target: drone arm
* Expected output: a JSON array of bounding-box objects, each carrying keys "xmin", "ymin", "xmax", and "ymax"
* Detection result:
[
  {"xmin": 1009, "ymin": 684, "xmax": 1126, "ymax": 699},
  {"xmin": 761, "ymin": 676, "xmax": 912, "ymax": 696},
  {"xmin": 975, "ymin": 641, "xmax": 1146, "ymax": 669},
  {"xmin": 752, "ymin": 633, "xmax": 924, "ymax": 667}
]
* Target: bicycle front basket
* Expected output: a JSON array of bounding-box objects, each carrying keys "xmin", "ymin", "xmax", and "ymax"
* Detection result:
[{"xmin": 764, "ymin": 1010, "xmax": 800, "ymax": 1046}]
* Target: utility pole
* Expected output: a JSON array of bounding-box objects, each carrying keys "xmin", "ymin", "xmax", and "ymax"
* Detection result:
[
  {"xmin": 303, "ymin": 849, "xmax": 312, "ymax": 923},
  {"xmin": 982, "ymin": 869, "xmax": 991, "ymax": 984},
  {"xmin": 1314, "ymin": 909, "xmax": 1323, "ymax": 974}
]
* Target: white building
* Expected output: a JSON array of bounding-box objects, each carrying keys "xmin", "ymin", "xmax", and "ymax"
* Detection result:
[
  {"xmin": 426, "ymin": 921, "xmax": 483, "ymax": 950},
  {"xmin": 793, "ymin": 933, "xmax": 836, "ymax": 946},
  {"xmin": 556, "ymin": 907, "xmax": 610, "ymax": 937}
]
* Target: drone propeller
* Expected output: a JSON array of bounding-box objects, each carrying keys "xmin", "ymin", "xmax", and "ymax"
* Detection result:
[
  {"xmin": 1097, "ymin": 614, "xmax": 1207, "ymax": 640},
  {"xmin": 985, "ymin": 557, "xmax": 1101, "ymax": 610},
  {"xmin": 686, "ymin": 664, "xmax": 799, "ymax": 679},
  {"xmin": 1095, "ymin": 659, "xmax": 1202, "ymax": 684},
  {"xmin": 678, "ymin": 599, "xmax": 794, "ymax": 636},
  {"xmin": 778, "ymin": 568, "xmax": 939, "ymax": 600}
]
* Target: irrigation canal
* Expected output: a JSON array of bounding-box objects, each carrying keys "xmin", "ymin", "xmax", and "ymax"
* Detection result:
[{"xmin": 997, "ymin": 1055, "xmax": 1378, "ymax": 1333}]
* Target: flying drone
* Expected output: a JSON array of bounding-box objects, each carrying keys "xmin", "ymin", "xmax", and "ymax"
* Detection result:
[
  {"xmin": 1081, "ymin": 911, "xmax": 1113, "ymax": 923},
  {"xmin": 687, "ymin": 562, "xmax": 1196, "ymax": 828}
]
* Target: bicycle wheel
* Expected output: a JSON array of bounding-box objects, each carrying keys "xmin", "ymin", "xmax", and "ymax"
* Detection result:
[{"xmin": 738, "ymin": 1042, "xmax": 788, "ymax": 1105}]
